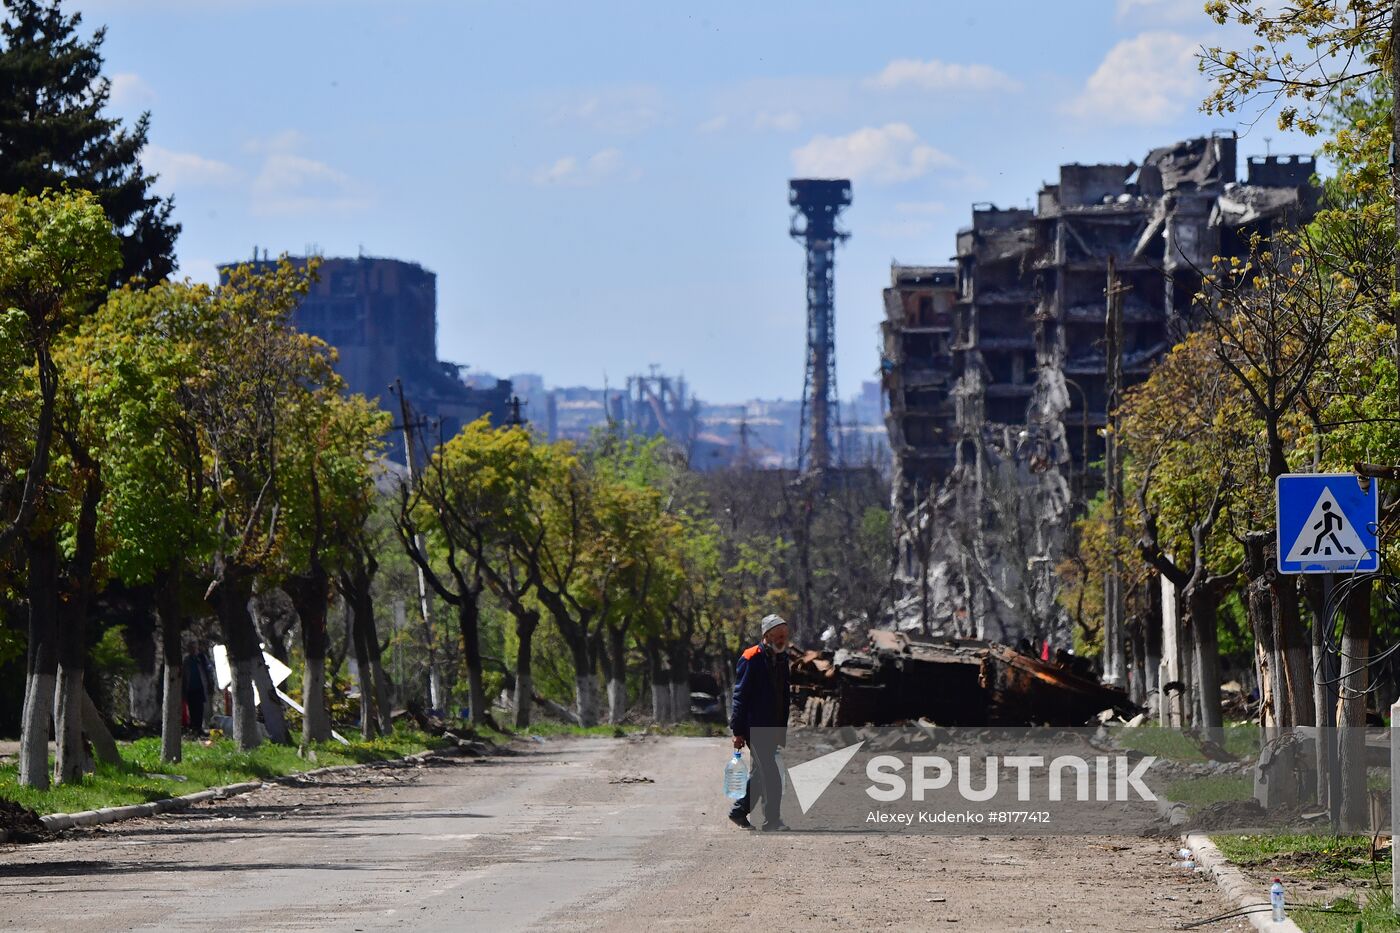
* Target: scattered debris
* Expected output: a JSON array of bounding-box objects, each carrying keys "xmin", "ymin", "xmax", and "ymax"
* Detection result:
[{"xmin": 790, "ymin": 630, "xmax": 1134, "ymax": 727}]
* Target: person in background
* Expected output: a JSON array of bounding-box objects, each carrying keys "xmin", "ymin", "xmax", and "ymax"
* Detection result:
[
  {"xmin": 728, "ymin": 613, "xmax": 791, "ymax": 832},
  {"xmin": 183, "ymin": 642, "xmax": 208, "ymax": 737}
]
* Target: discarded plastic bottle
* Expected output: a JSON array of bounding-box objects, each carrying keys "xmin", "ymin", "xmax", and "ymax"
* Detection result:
[
  {"xmin": 1270, "ymin": 878, "xmax": 1285, "ymax": 922},
  {"xmin": 724, "ymin": 751, "xmax": 748, "ymax": 800}
]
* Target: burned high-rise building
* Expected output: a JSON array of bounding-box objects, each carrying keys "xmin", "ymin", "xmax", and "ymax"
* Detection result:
[
  {"xmin": 221, "ymin": 254, "xmax": 510, "ymax": 458},
  {"xmin": 881, "ymin": 265, "xmax": 958, "ymax": 513},
  {"xmin": 883, "ymin": 134, "xmax": 1317, "ymax": 643}
]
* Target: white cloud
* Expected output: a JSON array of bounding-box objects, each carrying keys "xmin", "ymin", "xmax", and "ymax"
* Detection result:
[
  {"xmin": 242, "ymin": 130, "xmax": 308, "ymax": 155},
  {"xmin": 865, "ymin": 58, "xmax": 1021, "ymax": 93},
  {"xmin": 550, "ymin": 86, "xmax": 665, "ymax": 134},
  {"xmin": 791, "ymin": 123, "xmax": 953, "ymax": 184},
  {"xmin": 143, "ymin": 145, "xmax": 238, "ymax": 189},
  {"xmin": 753, "ymin": 110, "xmax": 801, "ymax": 132},
  {"xmin": 251, "ymin": 150, "xmax": 366, "ymax": 217},
  {"xmin": 1065, "ymin": 32, "xmax": 1202, "ymax": 125},
  {"xmin": 532, "ymin": 148, "xmax": 627, "ymax": 187},
  {"xmin": 696, "ymin": 109, "xmax": 801, "ymax": 136},
  {"xmin": 109, "ymin": 72, "xmax": 155, "ymax": 107},
  {"xmin": 697, "ymin": 114, "xmax": 729, "ymax": 134}
]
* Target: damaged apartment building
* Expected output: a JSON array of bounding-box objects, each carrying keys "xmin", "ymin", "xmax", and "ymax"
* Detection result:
[
  {"xmin": 222, "ymin": 254, "xmax": 512, "ymax": 462},
  {"xmin": 882, "ymin": 133, "xmax": 1317, "ymax": 645}
]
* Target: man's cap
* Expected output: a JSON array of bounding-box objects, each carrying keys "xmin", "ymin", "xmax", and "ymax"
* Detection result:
[{"xmin": 761, "ymin": 614, "xmax": 788, "ymax": 636}]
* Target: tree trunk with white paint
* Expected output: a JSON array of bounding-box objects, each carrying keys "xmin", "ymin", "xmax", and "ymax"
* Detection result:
[
  {"xmin": 212, "ymin": 561, "xmax": 264, "ymax": 751},
  {"xmin": 81, "ymin": 689, "xmax": 121, "ymax": 766},
  {"xmin": 19, "ymin": 671, "xmax": 55, "ymax": 790},
  {"xmin": 302, "ymin": 661, "xmax": 330, "ymax": 746},
  {"xmin": 161, "ymin": 658, "xmax": 183, "ymax": 762},
  {"xmin": 669, "ymin": 681, "xmax": 689, "ymax": 724},
  {"xmin": 19, "ymin": 530, "xmax": 59, "ymax": 789},
  {"xmin": 155, "ymin": 572, "xmax": 185, "ymax": 762},
  {"xmin": 650, "ymin": 674, "xmax": 670, "ymax": 723},
  {"xmin": 53, "ymin": 464, "xmax": 102, "ymax": 784},
  {"xmin": 284, "ymin": 572, "xmax": 332, "ymax": 745},
  {"xmin": 251, "ymin": 655, "xmax": 290, "ymax": 744},
  {"xmin": 574, "ymin": 673, "xmax": 599, "ymax": 728},
  {"xmin": 646, "ymin": 640, "xmax": 670, "ymax": 723},
  {"xmin": 607, "ymin": 678, "xmax": 626, "ymax": 725},
  {"xmin": 53, "ymin": 665, "xmax": 87, "ymax": 783},
  {"xmin": 230, "ymin": 656, "xmax": 260, "ymax": 749}
]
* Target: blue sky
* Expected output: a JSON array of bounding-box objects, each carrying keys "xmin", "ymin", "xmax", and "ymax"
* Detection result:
[{"xmin": 85, "ymin": 0, "xmax": 1313, "ymax": 402}]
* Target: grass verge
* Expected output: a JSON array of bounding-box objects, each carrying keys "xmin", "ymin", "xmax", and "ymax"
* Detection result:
[
  {"xmin": 1212, "ymin": 833, "xmax": 1396, "ymax": 932},
  {"xmin": 1117, "ymin": 722, "xmax": 1259, "ymax": 763},
  {"xmin": 0, "ymin": 726, "xmax": 444, "ymax": 816}
]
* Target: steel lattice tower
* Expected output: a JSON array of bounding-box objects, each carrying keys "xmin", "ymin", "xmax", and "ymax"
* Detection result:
[{"xmin": 789, "ymin": 178, "xmax": 851, "ymax": 473}]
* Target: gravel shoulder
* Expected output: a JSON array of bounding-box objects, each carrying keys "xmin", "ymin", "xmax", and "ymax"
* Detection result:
[{"xmin": 0, "ymin": 735, "xmax": 1248, "ymax": 932}]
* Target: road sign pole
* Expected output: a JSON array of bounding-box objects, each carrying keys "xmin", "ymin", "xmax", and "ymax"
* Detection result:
[
  {"xmin": 1320, "ymin": 573, "xmax": 1342, "ymax": 831},
  {"xmin": 1393, "ymin": 695, "xmax": 1400, "ymax": 914}
]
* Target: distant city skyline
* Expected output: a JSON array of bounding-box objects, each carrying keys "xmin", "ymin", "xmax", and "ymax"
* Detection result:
[{"xmin": 87, "ymin": 0, "xmax": 1312, "ymax": 401}]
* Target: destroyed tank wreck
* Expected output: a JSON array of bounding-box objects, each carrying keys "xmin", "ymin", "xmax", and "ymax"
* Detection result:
[{"xmin": 789, "ymin": 629, "xmax": 1135, "ymax": 727}]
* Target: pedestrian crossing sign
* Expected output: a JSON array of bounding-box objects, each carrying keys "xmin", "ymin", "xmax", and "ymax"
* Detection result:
[{"xmin": 1275, "ymin": 473, "xmax": 1379, "ymax": 574}]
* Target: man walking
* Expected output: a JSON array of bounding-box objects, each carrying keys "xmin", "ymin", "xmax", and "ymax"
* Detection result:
[{"xmin": 728, "ymin": 613, "xmax": 790, "ymax": 831}]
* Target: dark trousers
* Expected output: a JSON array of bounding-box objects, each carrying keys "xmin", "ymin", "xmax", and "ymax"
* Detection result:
[
  {"xmin": 185, "ymin": 693, "xmax": 205, "ymax": 733},
  {"xmin": 729, "ymin": 732, "xmax": 783, "ymax": 829}
]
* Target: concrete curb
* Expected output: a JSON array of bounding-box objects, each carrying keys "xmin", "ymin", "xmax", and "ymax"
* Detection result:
[
  {"xmin": 34, "ymin": 745, "xmax": 469, "ymax": 835},
  {"xmin": 1184, "ymin": 832, "xmax": 1303, "ymax": 933}
]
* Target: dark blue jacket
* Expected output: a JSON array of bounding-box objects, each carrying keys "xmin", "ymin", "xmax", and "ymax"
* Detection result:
[{"xmin": 730, "ymin": 643, "xmax": 789, "ymax": 741}]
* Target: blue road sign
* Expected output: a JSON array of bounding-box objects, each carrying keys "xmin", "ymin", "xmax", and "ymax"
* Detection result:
[{"xmin": 1276, "ymin": 473, "xmax": 1380, "ymax": 574}]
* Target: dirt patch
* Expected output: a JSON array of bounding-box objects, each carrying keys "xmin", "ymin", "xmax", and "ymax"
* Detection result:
[
  {"xmin": 1185, "ymin": 799, "xmax": 1270, "ymax": 832},
  {"xmin": 0, "ymin": 797, "xmax": 52, "ymax": 843}
]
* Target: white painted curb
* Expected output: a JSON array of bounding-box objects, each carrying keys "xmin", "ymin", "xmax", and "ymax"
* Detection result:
[{"xmin": 1184, "ymin": 832, "xmax": 1304, "ymax": 933}]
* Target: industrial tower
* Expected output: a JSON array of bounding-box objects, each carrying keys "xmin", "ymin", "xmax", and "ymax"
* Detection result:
[{"xmin": 789, "ymin": 178, "xmax": 851, "ymax": 472}]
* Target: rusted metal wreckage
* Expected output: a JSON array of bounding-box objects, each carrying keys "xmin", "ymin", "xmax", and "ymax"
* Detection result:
[{"xmin": 791, "ymin": 630, "xmax": 1135, "ymax": 727}]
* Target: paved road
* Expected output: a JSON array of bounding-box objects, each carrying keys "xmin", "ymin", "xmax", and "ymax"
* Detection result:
[{"xmin": 0, "ymin": 736, "xmax": 1247, "ymax": 932}]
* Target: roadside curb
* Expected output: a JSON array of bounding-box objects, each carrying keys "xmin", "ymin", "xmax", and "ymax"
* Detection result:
[
  {"xmin": 34, "ymin": 745, "xmax": 472, "ymax": 835},
  {"xmin": 1184, "ymin": 831, "xmax": 1302, "ymax": 933}
]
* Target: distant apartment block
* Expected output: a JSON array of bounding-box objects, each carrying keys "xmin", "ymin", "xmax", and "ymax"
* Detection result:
[{"xmin": 221, "ymin": 254, "xmax": 510, "ymax": 458}]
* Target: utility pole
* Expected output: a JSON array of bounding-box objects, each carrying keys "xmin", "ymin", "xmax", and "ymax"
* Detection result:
[
  {"xmin": 392, "ymin": 379, "xmax": 444, "ymax": 713},
  {"xmin": 1103, "ymin": 258, "xmax": 1127, "ymax": 687}
]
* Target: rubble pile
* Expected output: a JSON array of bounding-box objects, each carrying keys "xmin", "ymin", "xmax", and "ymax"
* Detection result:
[{"xmin": 790, "ymin": 630, "xmax": 1135, "ymax": 727}]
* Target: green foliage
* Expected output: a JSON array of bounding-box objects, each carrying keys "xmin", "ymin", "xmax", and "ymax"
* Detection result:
[
  {"xmin": 0, "ymin": 0, "xmax": 179, "ymax": 283},
  {"xmin": 89, "ymin": 624, "xmax": 134, "ymax": 678}
]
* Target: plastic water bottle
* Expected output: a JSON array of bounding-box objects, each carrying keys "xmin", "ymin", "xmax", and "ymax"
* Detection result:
[
  {"xmin": 1270, "ymin": 878, "xmax": 1285, "ymax": 922},
  {"xmin": 724, "ymin": 751, "xmax": 748, "ymax": 800}
]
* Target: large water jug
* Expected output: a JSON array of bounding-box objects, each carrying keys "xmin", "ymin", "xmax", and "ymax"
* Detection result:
[{"xmin": 723, "ymin": 750, "xmax": 748, "ymax": 800}]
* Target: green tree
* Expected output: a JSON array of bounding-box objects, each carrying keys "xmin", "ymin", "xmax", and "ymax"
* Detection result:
[
  {"xmin": 193, "ymin": 260, "xmax": 334, "ymax": 750},
  {"xmin": 78, "ymin": 279, "xmax": 219, "ymax": 762},
  {"xmin": 0, "ymin": 0, "xmax": 178, "ymax": 284},
  {"xmin": 0, "ymin": 188, "xmax": 118, "ymax": 789},
  {"xmin": 280, "ymin": 388, "xmax": 388, "ymax": 745}
]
